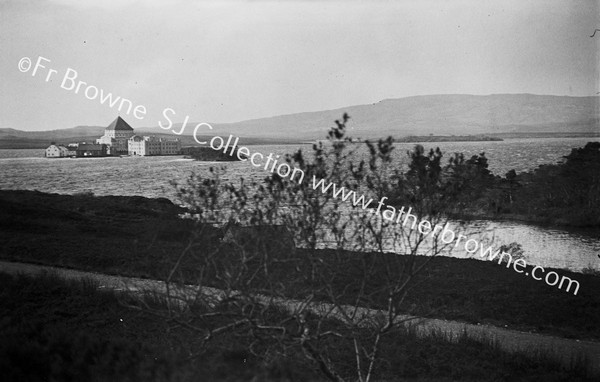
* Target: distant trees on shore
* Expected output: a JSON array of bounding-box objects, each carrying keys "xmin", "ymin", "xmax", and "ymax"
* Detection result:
[
  {"xmin": 467, "ymin": 141, "xmax": 600, "ymax": 227},
  {"xmin": 164, "ymin": 114, "xmax": 493, "ymax": 381},
  {"xmin": 159, "ymin": 117, "xmax": 599, "ymax": 381}
]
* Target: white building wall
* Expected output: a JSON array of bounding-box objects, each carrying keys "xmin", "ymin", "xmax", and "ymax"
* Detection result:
[
  {"xmin": 45, "ymin": 145, "xmax": 68, "ymax": 157},
  {"xmin": 128, "ymin": 136, "xmax": 180, "ymax": 156},
  {"xmin": 128, "ymin": 138, "xmax": 146, "ymax": 156},
  {"xmin": 46, "ymin": 145, "xmax": 61, "ymax": 157}
]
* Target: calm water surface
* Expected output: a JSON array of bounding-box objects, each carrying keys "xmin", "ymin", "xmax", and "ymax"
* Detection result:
[{"xmin": 1, "ymin": 137, "xmax": 598, "ymax": 272}]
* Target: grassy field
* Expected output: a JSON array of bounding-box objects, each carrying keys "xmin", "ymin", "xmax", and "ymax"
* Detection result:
[
  {"xmin": 0, "ymin": 271, "xmax": 595, "ymax": 381},
  {"xmin": 1, "ymin": 189, "xmax": 599, "ymax": 342}
]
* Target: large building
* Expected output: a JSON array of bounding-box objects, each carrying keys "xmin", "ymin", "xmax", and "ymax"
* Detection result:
[
  {"xmin": 96, "ymin": 116, "xmax": 135, "ymax": 155},
  {"xmin": 95, "ymin": 116, "xmax": 181, "ymax": 156},
  {"xmin": 128, "ymin": 135, "xmax": 181, "ymax": 156}
]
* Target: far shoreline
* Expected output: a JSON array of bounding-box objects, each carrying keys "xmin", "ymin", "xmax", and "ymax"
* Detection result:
[{"xmin": 3, "ymin": 132, "xmax": 600, "ymax": 150}]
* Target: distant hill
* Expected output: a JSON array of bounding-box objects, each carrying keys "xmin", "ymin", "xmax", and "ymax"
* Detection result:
[
  {"xmin": 207, "ymin": 94, "xmax": 599, "ymax": 140},
  {"xmin": 0, "ymin": 126, "xmax": 106, "ymax": 140},
  {"xmin": 2, "ymin": 94, "xmax": 598, "ymax": 147},
  {"xmin": 0, "ymin": 136, "xmax": 101, "ymax": 149}
]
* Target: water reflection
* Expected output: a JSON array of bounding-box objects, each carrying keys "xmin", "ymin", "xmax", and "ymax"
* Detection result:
[{"xmin": 1, "ymin": 139, "xmax": 599, "ymax": 273}]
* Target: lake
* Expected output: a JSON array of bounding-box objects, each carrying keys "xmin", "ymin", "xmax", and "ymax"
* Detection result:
[{"xmin": 0, "ymin": 137, "xmax": 598, "ymax": 272}]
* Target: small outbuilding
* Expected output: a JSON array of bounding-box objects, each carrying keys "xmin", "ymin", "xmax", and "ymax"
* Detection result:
[
  {"xmin": 45, "ymin": 143, "xmax": 69, "ymax": 158},
  {"xmin": 65, "ymin": 144, "xmax": 78, "ymax": 157},
  {"xmin": 75, "ymin": 143, "xmax": 108, "ymax": 157}
]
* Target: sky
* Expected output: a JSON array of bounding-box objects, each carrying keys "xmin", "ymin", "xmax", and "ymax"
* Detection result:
[{"xmin": 1, "ymin": 0, "xmax": 599, "ymax": 131}]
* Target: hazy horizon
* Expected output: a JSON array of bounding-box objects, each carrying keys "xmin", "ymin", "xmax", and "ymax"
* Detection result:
[{"xmin": 0, "ymin": 92, "xmax": 598, "ymax": 133}]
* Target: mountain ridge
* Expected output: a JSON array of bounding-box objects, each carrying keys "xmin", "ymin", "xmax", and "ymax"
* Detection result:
[{"xmin": 2, "ymin": 94, "xmax": 598, "ymax": 142}]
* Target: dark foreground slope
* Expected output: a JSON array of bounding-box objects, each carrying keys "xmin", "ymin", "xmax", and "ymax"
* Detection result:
[
  {"xmin": 1, "ymin": 272, "xmax": 596, "ymax": 381},
  {"xmin": 0, "ymin": 190, "xmax": 599, "ymax": 341}
]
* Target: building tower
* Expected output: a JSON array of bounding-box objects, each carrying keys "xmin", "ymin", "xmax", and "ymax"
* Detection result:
[{"xmin": 96, "ymin": 116, "xmax": 135, "ymax": 155}]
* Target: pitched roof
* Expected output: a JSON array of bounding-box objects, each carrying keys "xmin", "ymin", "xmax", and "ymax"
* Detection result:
[{"xmin": 106, "ymin": 116, "xmax": 134, "ymax": 131}]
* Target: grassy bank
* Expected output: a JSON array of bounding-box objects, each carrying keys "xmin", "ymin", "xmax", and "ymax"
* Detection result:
[
  {"xmin": 1, "ymin": 271, "xmax": 595, "ymax": 381},
  {"xmin": 1, "ymin": 190, "xmax": 599, "ymax": 341}
]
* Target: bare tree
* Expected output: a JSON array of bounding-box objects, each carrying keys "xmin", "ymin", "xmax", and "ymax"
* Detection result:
[{"xmin": 129, "ymin": 115, "xmax": 481, "ymax": 381}]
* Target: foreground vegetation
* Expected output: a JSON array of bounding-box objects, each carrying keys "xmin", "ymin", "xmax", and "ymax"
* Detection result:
[
  {"xmin": 2, "ymin": 116, "xmax": 598, "ymax": 380},
  {"xmin": 454, "ymin": 141, "xmax": 600, "ymax": 227},
  {"xmin": 1, "ymin": 193, "xmax": 598, "ymax": 341},
  {"xmin": 0, "ymin": 272, "xmax": 594, "ymax": 381}
]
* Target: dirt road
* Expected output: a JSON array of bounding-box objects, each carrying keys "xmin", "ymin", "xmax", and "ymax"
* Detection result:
[{"xmin": 1, "ymin": 260, "xmax": 598, "ymax": 375}]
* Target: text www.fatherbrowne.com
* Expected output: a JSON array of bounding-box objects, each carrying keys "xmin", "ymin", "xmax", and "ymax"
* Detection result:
[
  {"xmin": 18, "ymin": 54, "xmax": 581, "ymax": 296},
  {"xmin": 311, "ymin": 178, "xmax": 582, "ymax": 296}
]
